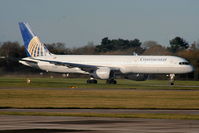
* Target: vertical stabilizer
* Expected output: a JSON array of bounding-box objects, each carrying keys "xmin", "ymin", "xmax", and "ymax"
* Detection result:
[{"xmin": 19, "ymin": 22, "xmax": 51, "ymax": 57}]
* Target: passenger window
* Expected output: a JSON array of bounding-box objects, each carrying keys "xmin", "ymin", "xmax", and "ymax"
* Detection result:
[{"xmin": 179, "ymin": 62, "xmax": 189, "ymax": 65}]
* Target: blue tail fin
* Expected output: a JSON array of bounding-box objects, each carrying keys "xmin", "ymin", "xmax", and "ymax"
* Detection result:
[{"xmin": 19, "ymin": 22, "xmax": 51, "ymax": 57}]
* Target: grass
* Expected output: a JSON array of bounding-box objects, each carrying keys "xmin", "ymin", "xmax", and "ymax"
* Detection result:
[
  {"xmin": 0, "ymin": 88, "xmax": 199, "ymax": 109},
  {"xmin": 0, "ymin": 77, "xmax": 198, "ymax": 109},
  {"xmin": 0, "ymin": 77, "xmax": 199, "ymax": 89},
  {"xmin": 0, "ymin": 77, "xmax": 199, "ymax": 119}
]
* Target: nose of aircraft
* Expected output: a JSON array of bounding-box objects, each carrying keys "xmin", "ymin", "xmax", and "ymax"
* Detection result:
[{"xmin": 186, "ymin": 65, "xmax": 194, "ymax": 73}]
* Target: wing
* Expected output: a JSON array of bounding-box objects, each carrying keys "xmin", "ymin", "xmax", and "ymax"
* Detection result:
[{"xmin": 31, "ymin": 58, "xmax": 114, "ymax": 73}]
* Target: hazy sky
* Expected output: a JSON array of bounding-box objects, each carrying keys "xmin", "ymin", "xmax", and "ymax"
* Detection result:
[{"xmin": 0, "ymin": 0, "xmax": 198, "ymax": 47}]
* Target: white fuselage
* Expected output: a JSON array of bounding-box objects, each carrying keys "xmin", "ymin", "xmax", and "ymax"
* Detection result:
[{"xmin": 20, "ymin": 55, "xmax": 193, "ymax": 74}]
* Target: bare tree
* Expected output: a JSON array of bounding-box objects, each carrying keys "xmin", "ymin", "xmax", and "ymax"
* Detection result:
[{"xmin": 142, "ymin": 41, "xmax": 171, "ymax": 55}]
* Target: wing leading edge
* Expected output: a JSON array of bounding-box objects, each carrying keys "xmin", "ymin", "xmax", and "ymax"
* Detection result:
[{"xmin": 30, "ymin": 58, "xmax": 101, "ymax": 73}]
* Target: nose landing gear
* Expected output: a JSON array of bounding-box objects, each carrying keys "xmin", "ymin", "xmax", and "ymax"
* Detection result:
[{"xmin": 169, "ymin": 74, "xmax": 175, "ymax": 85}]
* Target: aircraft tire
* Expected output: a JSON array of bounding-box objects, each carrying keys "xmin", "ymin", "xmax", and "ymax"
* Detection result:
[
  {"xmin": 87, "ymin": 79, "xmax": 97, "ymax": 84},
  {"xmin": 106, "ymin": 79, "xmax": 117, "ymax": 84}
]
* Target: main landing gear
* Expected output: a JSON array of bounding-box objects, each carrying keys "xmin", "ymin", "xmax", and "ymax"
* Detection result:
[
  {"xmin": 86, "ymin": 77, "xmax": 117, "ymax": 84},
  {"xmin": 169, "ymin": 74, "xmax": 175, "ymax": 85},
  {"xmin": 87, "ymin": 77, "xmax": 97, "ymax": 84},
  {"xmin": 106, "ymin": 71, "xmax": 117, "ymax": 84},
  {"xmin": 106, "ymin": 79, "xmax": 117, "ymax": 84},
  {"xmin": 87, "ymin": 71, "xmax": 117, "ymax": 84}
]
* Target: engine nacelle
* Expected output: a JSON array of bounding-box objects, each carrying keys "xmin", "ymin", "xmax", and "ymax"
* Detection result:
[
  {"xmin": 92, "ymin": 67, "xmax": 111, "ymax": 80},
  {"xmin": 124, "ymin": 73, "xmax": 148, "ymax": 81}
]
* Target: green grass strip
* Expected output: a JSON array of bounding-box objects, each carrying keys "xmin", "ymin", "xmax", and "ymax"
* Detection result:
[
  {"xmin": 0, "ymin": 77, "xmax": 198, "ymax": 90},
  {"xmin": 1, "ymin": 89, "xmax": 199, "ymax": 109}
]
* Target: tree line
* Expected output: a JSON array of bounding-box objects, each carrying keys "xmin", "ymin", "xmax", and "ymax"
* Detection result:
[{"xmin": 0, "ymin": 36, "xmax": 198, "ymax": 80}]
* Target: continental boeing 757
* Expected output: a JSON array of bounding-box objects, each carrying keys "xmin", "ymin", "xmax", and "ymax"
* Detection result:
[{"xmin": 18, "ymin": 22, "xmax": 193, "ymax": 85}]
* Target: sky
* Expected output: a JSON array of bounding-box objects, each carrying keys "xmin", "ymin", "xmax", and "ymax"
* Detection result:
[{"xmin": 0, "ymin": 0, "xmax": 198, "ymax": 48}]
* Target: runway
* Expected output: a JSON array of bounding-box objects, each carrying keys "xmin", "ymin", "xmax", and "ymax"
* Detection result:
[
  {"xmin": 1, "ymin": 109, "xmax": 199, "ymax": 133},
  {"xmin": 1, "ymin": 115, "xmax": 199, "ymax": 133},
  {"xmin": 1, "ymin": 108, "xmax": 199, "ymax": 115}
]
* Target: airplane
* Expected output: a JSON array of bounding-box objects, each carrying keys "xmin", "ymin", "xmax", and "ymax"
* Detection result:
[{"xmin": 18, "ymin": 22, "xmax": 193, "ymax": 85}]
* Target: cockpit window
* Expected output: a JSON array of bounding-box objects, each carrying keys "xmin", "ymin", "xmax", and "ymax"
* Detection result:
[{"xmin": 179, "ymin": 62, "xmax": 189, "ymax": 65}]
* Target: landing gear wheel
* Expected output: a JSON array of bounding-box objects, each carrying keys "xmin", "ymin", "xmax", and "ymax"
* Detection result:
[
  {"xmin": 87, "ymin": 79, "xmax": 97, "ymax": 84},
  {"xmin": 106, "ymin": 79, "xmax": 117, "ymax": 84},
  {"xmin": 170, "ymin": 82, "xmax": 174, "ymax": 85}
]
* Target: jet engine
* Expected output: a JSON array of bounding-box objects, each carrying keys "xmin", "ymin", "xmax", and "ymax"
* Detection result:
[
  {"xmin": 124, "ymin": 73, "xmax": 148, "ymax": 81},
  {"xmin": 92, "ymin": 67, "xmax": 111, "ymax": 80}
]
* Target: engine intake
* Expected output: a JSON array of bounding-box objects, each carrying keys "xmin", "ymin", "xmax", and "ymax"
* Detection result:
[{"xmin": 92, "ymin": 67, "xmax": 111, "ymax": 80}]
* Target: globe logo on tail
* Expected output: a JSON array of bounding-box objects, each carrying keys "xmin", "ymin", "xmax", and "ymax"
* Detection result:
[
  {"xmin": 28, "ymin": 36, "xmax": 51, "ymax": 57},
  {"xmin": 19, "ymin": 22, "xmax": 52, "ymax": 57}
]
